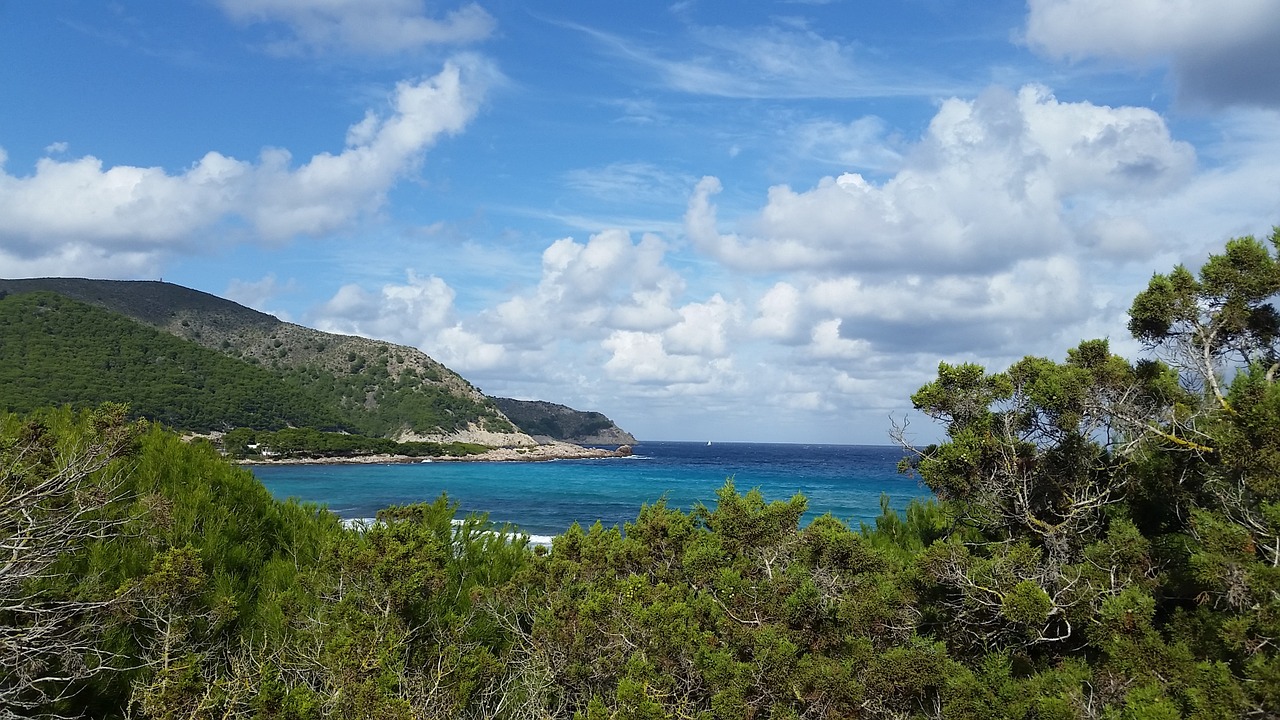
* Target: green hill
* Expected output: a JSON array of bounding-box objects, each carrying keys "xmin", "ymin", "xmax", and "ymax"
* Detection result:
[{"xmin": 0, "ymin": 287, "xmax": 519, "ymax": 439}]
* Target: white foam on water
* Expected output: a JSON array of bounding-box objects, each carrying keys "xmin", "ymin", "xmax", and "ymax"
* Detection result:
[
  {"xmin": 341, "ymin": 515, "xmax": 556, "ymax": 549},
  {"xmin": 526, "ymin": 534, "xmax": 555, "ymax": 547}
]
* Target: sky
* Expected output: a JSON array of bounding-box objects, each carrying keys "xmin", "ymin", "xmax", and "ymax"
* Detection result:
[{"xmin": 2, "ymin": 1, "xmax": 1279, "ymax": 444}]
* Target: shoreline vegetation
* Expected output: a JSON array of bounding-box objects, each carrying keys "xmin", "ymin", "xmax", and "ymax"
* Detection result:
[
  {"xmin": 237, "ymin": 440, "xmax": 634, "ymax": 465},
  {"xmin": 208, "ymin": 425, "xmax": 634, "ymax": 464}
]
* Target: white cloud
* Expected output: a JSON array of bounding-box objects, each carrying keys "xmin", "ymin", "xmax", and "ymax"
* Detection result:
[
  {"xmin": 304, "ymin": 226, "xmax": 755, "ymax": 395},
  {"xmin": 0, "ymin": 59, "xmax": 492, "ymax": 277},
  {"xmin": 1145, "ymin": 109, "xmax": 1280, "ymax": 240},
  {"xmin": 1025, "ymin": 0, "xmax": 1277, "ymax": 60},
  {"xmin": 687, "ymin": 85, "xmax": 1194, "ymax": 275},
  {"xmin": 602, "ymin": 330, "xmax": 734, "ymax": 385},
  {"xmin": 314, "ymin": 270, "xmax": 457, "ymax": 344},
  {"xmin": 543, "ymin": 230, "xmax": 664, "ymax": 302},
  {"xmin": 433, "ymin": 325, "xmax": 509, "ymax": 372},
  {"xmin": 217, "ymin": 0, "xmax": 494, "ymax": 55},
  {"xmin": 0, "ymin": 150, "xmax": 247, "ymax": 255},
  {"xmin": 0, "ymin": 243, "xmax": 160, "ymax": 281},
  {"xmin": 803, "ymin": 254, "xmax": 1087, "ymax": 356},
  {"xmin": 249, "ymin": 60, "xmax": 490, "ymax": 238},
  {"xmin": 750, "ymin": 282, "xmax": 805, "ymax": 343},
  {"xmin": 484, "ymin": 230, "xmax": 685, "ymax": 346},
  {"xmin": 807, "ymin": 319, "xmax": 871, "ymax": 361},
  {"xmin": 669, "ymin": 83, "xmax": 1256, "ymax": 378},
  {"xmin": 310, "ymin": 269, "xmax": 521, "ymax": 374},
  {"xmin": 663, "ymin": 294, "xmax": 741, "ymax": 357},
  {"xmin": 1024, "ymin": 0, "xmax": 1280, "ymax": 107}
]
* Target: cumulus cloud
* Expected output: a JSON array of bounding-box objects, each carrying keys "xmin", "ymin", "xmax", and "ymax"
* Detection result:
[
  {"xmin": 217, "ymin": 0, "xmax": 495, "ymax": 55},
  {"xmin": 807, "ymin": 319, "xmax": 871, "ymax": 361},
  {"xmin": 1024, "ymin": 0, "xmax": 1280, "ymax": 107},
  {"xmin": 0, "ymin": 243, "xmax": 160, "ymax": 281},
  {"xmin": 602, "ymin": 330, "xmax": 734, "ymax": 386},
  {"xmin": 750, "ymin": 282, "xmax": 806, "ymax": 343},
  {"xmin": 314, "ymin": 270, "xmax": 457, "ymax": 344},
  {"xmin": 310, "ymin": 269, "xmax": 519, "ymax": 373},
  {"xmin": 0, "ymin": 59, "xmax": 492, "ymax": 277},
  {"xmin": 687, "ymin": 85, "xmax": 1194, "ymax": 276},
  {"xmin": 484, "ymin": 232, "xmax": 749, "ymax": 390},
  {"xmin": 0, "ymin": 149, "xmax": 247, "ymax": 256},
  {"xmin": 485, "ymin": 230, "xmax": 684, "ymax": 346},
  {"xmin": 248, "ymin": 60, "xmax": 490, "ymax": 238},
  {"xmin": 663, "ymin": 294, "xmax": 741, "ymax": 357},
  {"xmin": 808, "ymin": 255, "xmax": 1087, "ymax": 353},
  {"xmin": 432, "ymin": 325, "xmax": 509, "ymax": 372},
  {"xmin": 673, "ymin": 83, "xmax": 1257, "ymax": 378},
  {"xmin": 305, "ymin": 227, "xmax": 753, "ymax": 394}
]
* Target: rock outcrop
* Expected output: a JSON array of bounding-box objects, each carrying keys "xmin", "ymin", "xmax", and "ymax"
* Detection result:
[{"xmin": 396, "ymin": 422, "xmax": 537, "ymax": 448}]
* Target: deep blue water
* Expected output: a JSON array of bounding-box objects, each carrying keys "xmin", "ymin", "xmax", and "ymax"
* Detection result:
[{"xmin": 252, "ymin": 441, "xmax": 928, "ymax": 541}]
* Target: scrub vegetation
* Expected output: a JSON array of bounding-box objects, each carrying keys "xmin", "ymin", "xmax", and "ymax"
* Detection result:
[{"xmin": 3, "ymin": 231, "xmax": 1280, "ymax": 718}]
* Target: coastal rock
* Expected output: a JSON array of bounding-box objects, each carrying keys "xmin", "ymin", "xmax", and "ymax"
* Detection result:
[
  {"xmin": 396, "ymin": 422, "xmax": 538, "ymax": 448},
  {"xmin": 446, "ymin": 441, "xmax": 628, "ymax": 462},
  {"xmin": 240, "ymin": 439, "xmax": 632, "ymax": 465}
]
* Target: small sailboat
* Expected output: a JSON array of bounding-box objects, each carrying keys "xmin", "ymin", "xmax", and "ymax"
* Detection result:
[{"xmin": 706, "ymin": 440, "xmax": 712, "ymax": 446}]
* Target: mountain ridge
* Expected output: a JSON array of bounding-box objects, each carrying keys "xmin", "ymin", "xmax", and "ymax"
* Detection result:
[{"xmin": 0, "ymin": 278, "xmax": 634, "ymax": 446}]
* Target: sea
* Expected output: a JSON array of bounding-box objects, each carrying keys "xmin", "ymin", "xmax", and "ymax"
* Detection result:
[{"xmin": 252, "ymin": 441, "xmax": 930, "ymax": 544}]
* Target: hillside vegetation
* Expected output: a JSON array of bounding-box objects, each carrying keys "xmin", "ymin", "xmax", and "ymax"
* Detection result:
[
  {"xmin": 0, "ymin": 286, "xmax": 518, "ymax": 440},
  {"xmin": 491, "ymin": 397, "xmax": 637, "ymax": 444},
  {"xmin": 4, "ymin": 232, "xmax": 1280, "ymax": 718},
  {"xmin": 0, "ymin": 292, "xmax": 344, "ymax": 430}
]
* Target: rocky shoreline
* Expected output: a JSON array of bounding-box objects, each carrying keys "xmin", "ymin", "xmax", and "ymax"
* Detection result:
[{"xmin": 239, "ymin": 441, "xmax": 633, "ymax": 466}]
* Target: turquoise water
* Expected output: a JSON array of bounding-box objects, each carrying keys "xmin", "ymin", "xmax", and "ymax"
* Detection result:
[{"xmin": 252, "ymin": 441, "xmax": 928, "ymax": 541}]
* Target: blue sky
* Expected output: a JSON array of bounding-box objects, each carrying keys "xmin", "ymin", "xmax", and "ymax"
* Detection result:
[{"xmin": 2, "ymin": 1, "xmax": 1279, "ymax": 443}]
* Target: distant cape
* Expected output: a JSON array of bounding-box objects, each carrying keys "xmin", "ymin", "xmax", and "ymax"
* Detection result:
[{"xmin": 490, "ymin": 397, "xmax": 636, "ymax": 445}]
